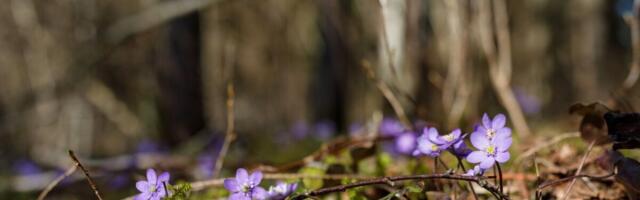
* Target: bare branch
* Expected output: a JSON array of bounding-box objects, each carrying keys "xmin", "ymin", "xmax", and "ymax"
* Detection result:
[
  {"xmin": 68, "ymin": 150, "xmax": 103, "ymax": 200},
  {"xmin": 37, "ymin": 165, "xmax": 78, "ymax": 200},
  {"xmin": 212, "ymin": 83, "xmax": 236, "ymax": 178}
]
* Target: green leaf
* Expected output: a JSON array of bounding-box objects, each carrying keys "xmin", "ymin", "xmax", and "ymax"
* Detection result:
[{"xmin": 299, "ymin": 166, "xmax": 325, "ymax": 190}]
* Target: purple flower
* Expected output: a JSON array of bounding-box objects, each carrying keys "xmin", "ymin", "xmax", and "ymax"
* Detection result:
[
  {"xmin": 464, "ymin": 165, "xmax": 484, "ymax": 176},
  {"xmin": 433, "ymin": 129, "xmax": 463, "ymax": 150},
  {"xmin": 475, "ymin": 113, "xmax": 511, "ymax": 141},
  {"xmin": 314, "ymin": 120, "xmax": 335, "ymax": 140},
  {"xmin": 224, "ymin": 168, "xmax": 267, "ymax": 200},
  {"xmin": 394, "ymin": 133, "xmax": 417, "ymax": 154},
  {"xmin": 452, "ymin": 140, "xmax": 472, "ymax": 157},
  {"xmin": 13, "ymin": 159, "xmax": 41, "ymax": 175},
  {"xmin": 135, "ymin": 169, "xmax": 170, "ymax": 200},
  {"xmin": 413, "ymin": 127, "xmax": 443, "ymax": 157},
  {"xmin": 267, "ymin": 181, "xmax": 297, "ymax": 200},
  {"xmin": 380, "ymin": 118, "xmax": 405, "ymax": 136},
  {"xmin": 467, "ymin": 130, "xmax": 512, "ymax": 169},
  {"xmin": 291, "ymin": 121, "xmax": 310, "ymax": 139}
]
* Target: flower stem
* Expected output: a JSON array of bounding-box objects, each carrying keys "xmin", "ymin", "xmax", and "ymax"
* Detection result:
[
  {"xmin": 456, "ymin": 156, "xmax": 478, "ymax": 200},
  {"xmin": 496, "ymin": 162, "xmax": 504, "ymax": 193}
]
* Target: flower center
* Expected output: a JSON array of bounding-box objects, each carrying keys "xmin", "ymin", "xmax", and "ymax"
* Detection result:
[
  {"xmin": 241, "ymin": 184, "xmax": 252, "ymax": 193},
  {"xmin": 444, "ymin": 134, "xmax": 454, "ymax": 141},
  {"xmin": 430, "ymin": 144, "xmax": 439, "ymax": 151},
  {"xmin": 486, "ymin": 145, "xmax": 496, "ymax": 155},
  {"xmin": 148, "ymin": 184, "xmax": 156, "ymax": 192},
  {"xmin": 486, "ymin": 128, "xmax": 496, "ymax": 138}
]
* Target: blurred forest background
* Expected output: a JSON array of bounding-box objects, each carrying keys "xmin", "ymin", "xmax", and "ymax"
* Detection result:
[{"xmin": 1, "ymin": 0, "xmax": 640, "ymax": 199}]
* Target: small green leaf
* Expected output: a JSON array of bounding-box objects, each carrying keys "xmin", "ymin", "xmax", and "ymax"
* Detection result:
[{"xmin": 299, "ymin": 166, "xmax": 325, "ymax": 190}]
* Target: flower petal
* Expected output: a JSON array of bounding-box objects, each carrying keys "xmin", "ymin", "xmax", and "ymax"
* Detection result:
[
  {"xmin": 491, "ymin": 114, "xmax": 506, "ymax": 129},
  {"xmin": 252, "ymin": 187, "xmax": 268, "ymax": 199},
  {"xmin": 466, "ymin": 151, "xmax": 487, "ymax": 163},
  {"xmin": 496, "ymin": 127, "xmax": 512, "ymax": 139},
  {"xmin": 427, "ymin": 128, "xmax": 440, "ymax": 143},
  {"xmin": 224, "ymin": 179, "xmax": 240, "ymax": 192},
  {"xmin": 495, "ymin": 152, "xmax": 510, "ymax": 163},
  {"xmin": 157, "ymin": 172, "xmax": 170, "ymax": 183},
  {"xmin": 146, "ymin": 169, "xmax": 157, "ymax": 184},
  {"xmin": 229, "ymin": 193, "xmax": 250, "ymax": 200},
  {"xmin": 479, "ymin": 157, "xmax": 495, "ymax": 169},
  {"xmin": 249, "ymin": 171, "xmax": 263, "ymax": 185},
  {"xmin": 482, "ymin": 113, "xmax": 491, "ymax": 128},
  {"xmin": 470, "ymin": 132, "xmax": 489, "ymax": 149},
  {"xmin": 134, "ymin": 192, "xmax": 151, "ymax": 200},
  {"xmin": 236, "ymin": 168, "xmax": 249, "ymax": 184},
  {"xmin": 495, "ymin": 137, "xmax": 512, "ymax": 152},
  {"xmin": 136, "ymin": 181, "xmax": 148, "ymax": 192},
  {"xmin": 451, "ymin": 129, "xmax": 461, "ymax": 139}
]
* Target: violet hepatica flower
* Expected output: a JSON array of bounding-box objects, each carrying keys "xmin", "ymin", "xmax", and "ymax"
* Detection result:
[
  {"xmin": 467, "ymin": 127, "xmax": 512, "ymax": 169},
  {"xmin": 452, "ymin": 140, "xmax": 472, "ymax": 157},
  {"xmin": 380, "ymin": 118, "xmax": 405, "ymax": 136},
  {"xmin": 413, "ymin": 127, "xmax": 443, "ymax": 157},
  {"xmin": 135, "ymin": 169, "xmax": 170, "ymax": 200},
  {"xmin": 433, "ymin": 129, "xmax": 463, "ymax": 150},
  {"xmin": 224, "ymin": 168, "xmax": 267, "ymax": 200},
  {"xmin": 267, "ymin": 181, "xmax": 298, "ymax": 200},
  {"xmin": 475, "ymin": 113, "xmax": 511, "ymax": 141},
  {"xmin": 394, "ymin": 132, "xmax": 417, "ymax": 154}
]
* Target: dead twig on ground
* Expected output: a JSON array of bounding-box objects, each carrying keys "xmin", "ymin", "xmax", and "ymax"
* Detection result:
[{"xmin": 561, "ymin": 140, "xmax": 596, "ymax": 200}]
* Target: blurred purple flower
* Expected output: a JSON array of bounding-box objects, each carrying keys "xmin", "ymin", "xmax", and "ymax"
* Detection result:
[
  {"xmin": 13, "ymin": 159, "xmax": 41, "ymax": 175},
  {"xmin": 394, "ymin": 133, "xmax": 417, "ymax": 154},
  {"xmin": 135, "ymin": 169, "xmax": 170, "ymax": 200},
  {"xmin": 197, "ymin": 155, "xmax": 216, "ymax": 179},
  {"xmin": 267, "ymin": 181, "xmax": 297, "ymax": 200},
  {"xmin": 109, "ymin": 174, "xmax": 129, "ymax": 189},
  {"xmin": 291, "ymin": 121, "xmax": 310, "ymax": 139},
  {"xmin": 348, "ymin": 122, "xmax": 364, "ymax": 137},
  {"xmin": 314, "ymin": 120, "xmax": 335, "ymax": 140},
  {"xmin": 513, "ymin": 88, "xmax": 541, "ymax": 114},
  {"xmin": 224, "ymin": 168, "xmax": 267, "ymax": 200},
  {"xmin": 413, "ymin": 127, "xmax": 443, "ymax": 157},
  {"xmin": 380, "ymin": 118, "xmax": 405, "ymax": 136},
  {"xmin": 136, "ymin": 139, "xmax": 164, "ymax": 154},
  {"xmin": 467, "ymin": 129, "xmax": 512, "ymax": 169}
]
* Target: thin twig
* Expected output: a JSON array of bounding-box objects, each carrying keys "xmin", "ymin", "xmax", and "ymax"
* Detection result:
[
  {"xmin": 291, "ymin": 173, "xmax": 508, "ymax": 200},
  {"xmin": 361, "ymin": 60, "xmax": 413, "ymax": 129},
  {"xmin": 496, "ymin": 162, "xmax": 504, "ymax": 193},
  {"xmin": 213, "ymin": 83, "xmax": 236, "ymax": 178},
  {"xmin": 68, "ymin": 150, "xmax": 103, "ymax": 200},
  {"xmin": 457, "ymin": 156, "xmax": 479, "ymax": 200},
  {"xmin": 36, "ymin": 165, "xmax": 78, "ymax": 200},
  {"xmin": 536, "ymin": 172, "xmax": 615, "ymax": 191},
  {"xmin": 561, "ymin": 140, "xmax": 596, "ymax": 200}
]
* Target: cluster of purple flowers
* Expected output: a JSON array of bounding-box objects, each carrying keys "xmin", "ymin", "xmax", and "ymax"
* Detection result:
[
  {"xmin": 224, "ymin": 168, "xmax": 297, "ymax": 200},
  {"xmin": 135, "ymin": 169, "xmax": 171, "ymax": 200},
  {"xmin": 410, "ymin": 113, "xmax": 512, "ymax": 176}
]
